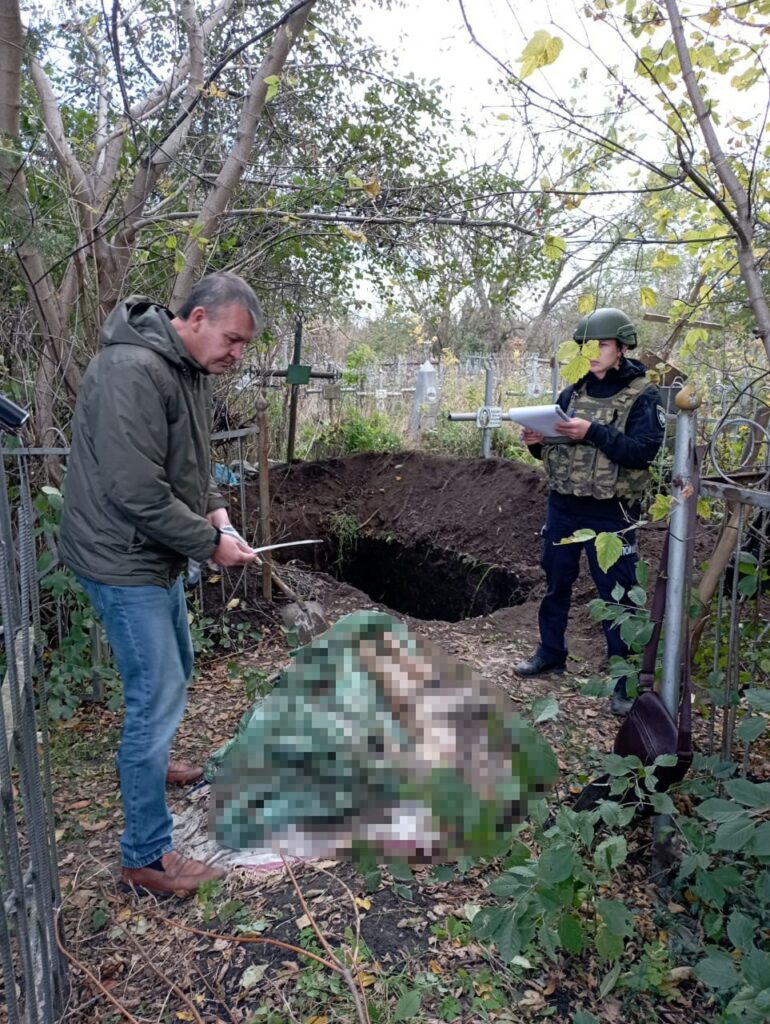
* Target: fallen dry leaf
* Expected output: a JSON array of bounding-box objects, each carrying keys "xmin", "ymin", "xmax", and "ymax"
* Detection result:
[{"xmin": 80, "ymin": 819, "xmax": 111, "ymax": 832}]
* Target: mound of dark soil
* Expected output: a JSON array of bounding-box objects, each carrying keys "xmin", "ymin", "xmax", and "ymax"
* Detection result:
[
  {"xmin": 258, "ymin": 451, "xmax": 551, "ymax": 572},
  {"xmin": 256, "ymin": 450, "xmax": 672, "ymax": 570}
]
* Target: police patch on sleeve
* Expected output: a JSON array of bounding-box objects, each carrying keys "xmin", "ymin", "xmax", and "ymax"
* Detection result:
[{"xmin": 657, "ymin": 405, "xmax": 666, "ymax": 428}]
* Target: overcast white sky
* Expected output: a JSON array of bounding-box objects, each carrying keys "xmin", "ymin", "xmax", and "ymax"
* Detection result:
[
  {"xmin": 362, "ymin": 0, "xmax": 585, "ymax": 155},
  {"xmin": 361, "ymin": 0, "xmax": 767, "ymax": 155}
]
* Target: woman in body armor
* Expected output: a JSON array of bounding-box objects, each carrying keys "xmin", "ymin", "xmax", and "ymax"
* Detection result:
[{"xmin": 514, "ymin": 308, "xmax": 665, "ymax": 716}]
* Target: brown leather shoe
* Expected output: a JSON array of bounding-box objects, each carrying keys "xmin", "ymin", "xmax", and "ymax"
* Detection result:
[
  {"xmin": 166, "ymin": 760, "xmax": 204, "ymax": 786},
  {"xmin": 120, "ymin": 850, "xmax": 225, "ymax": 897}
]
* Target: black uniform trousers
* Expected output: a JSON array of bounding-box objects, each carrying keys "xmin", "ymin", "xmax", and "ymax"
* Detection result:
[{"xmin": 537, "ymin": 496, "xmax": 638, "ymax": 687}]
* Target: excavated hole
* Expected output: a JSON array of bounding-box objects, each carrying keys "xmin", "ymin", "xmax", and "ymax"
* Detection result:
[{"xmin": 317, "ymin": 534, "xmax": 531, "ymax": 622}]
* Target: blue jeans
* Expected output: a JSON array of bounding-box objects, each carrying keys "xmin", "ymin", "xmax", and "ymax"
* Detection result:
[
  {"xmin": 537, "ymin": 500, "xmax": 638, "ymax": 696},
  {"xmin": 77, "ymin": 575, "xmax": 194, "ymax": 868}
]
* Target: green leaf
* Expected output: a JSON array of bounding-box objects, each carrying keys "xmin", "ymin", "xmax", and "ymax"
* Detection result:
[
  {"xmin": 755, "ymin": 872, "xmax": 770, "ymax": 905},
  {"xmin": 572, "ymin": 1013, "xmax": 600, "ymax": 1024},
  {"xmin": 438, "ymin": 995, "xmax": 462, "ymax": 1022},
  {"xmin": 557, "ymin": 339, "xmax": 581, "ymax": 363},
  {"xmin": 627, "ymin": 585, "xmax": 647, "ymax": 606},
  {"xmin": 694, "ymin": 866, "xmax": 741, "ymax": 908},
  {"xmin": 751, "ymin": 821, "xmax": 770, "ymax": 856},
  {"xmin": 714, "ymin": 814, "xmax": 756, "ymax": 852},
  {"xmin": 425, "ymin": 865, "xmax": 455, "ymax": 885},
  {"xmin": 652, "ymin": 249, "xmax": 681, "ymax": 270},
  {"xmin": 558, "ymin": 528, "xmax": 597, "ymax": 545},
  {"xmin": 173, "ymin": 249, "xmax": 185, "ymax": 273},
  {"xmin": 654, "ymin": 754, "xmax": 678, "ymax": 767},
  {"xmin": 394, "ymin": 988, "xmax": 422, "ymax": 1021},
  {"xmin": 738, "ymin": 716, "xmax": 768, "ymax": 743},
  {"xmin": 694, "ymin": 948, "xmax": 741, "ymax": 991},
  {"xmin": 745, "ymin": 689, "xmax": 770, "ymax": 712},
  {"xmin": 651, "ymin": 792, "xmax": 675, "ymax": 814},
  {"xmin": 649, "ymin": 493, "xmax": 675, "ymax": 522},
  {"xmin": 743, "ymin": 947, "xmax": 770, "ymax": 992},
  {"xmin": 496, "ymin": 911, "xmax": 525, "ymax": 962},
  {"xmin": 697, "ymin": 797, "xmax": 746, "ymax": 822},
  {"xmin": 635, "ymin": 560, "xmax": 649, "ymax": 587},
  {"xmin": 640, "ymin": 286, "xmax": 657, "ymax": 309},
  {"xmin": 543, "ymin": 234, "xmax": 567, "ymax": 260},
  {"xmin": 519, "ymin": 30, "xmax": 564, "ymax": 78},
  {"xmin": 472, "ymin": 906, "xmax": 509, "ymax": 940},
  {"xmin": 363, "ymin": 869, "xmax": 382, "ymax": 893},
  {"xmin": 559, "ymin": 914, "xmax": 584, "ymax": 954},
  {"xmin": 489, "ymin": 872, "xmax": 531, "ymax": 899},
  {"xmin": 596, "ymin": 924, "xmax": 624, "ymax": 961},
  {"xmin": 263, "ymin": 73, "xmax": 281, "ymax": 102},
  {"xmin": 389, "ymin": 861, "xmax": 413, "ymax": 881},
  {"xmin": 697, "ymin": 497, "xmax": 711, "ymax": 520},
  {"xmin": 532, "ymin": 694, "xmax": 560, "ymax": 724},
  {"xmin": 597, "ymin": 899, "xmax": 634, "ymax": 937},
  {"xmin": 595, "ymin": 532, "xmax": 623, "ymax": 573},
  {"xmin": 727, "ymin": 910, "xmax": 756, "ymax": 951},
  {"xmin": 725, "ymin": 778, "xmax": 770, "ymax": 808},
  {"xmin": 732, "ymin": 66, "xmax": 762, "ymax": 91},
  {"xmin": 577, "ymin": 294, "xmax": 595, "ymax": 315},
  {"xmin": 393, "ymin": 884, "xmax": 413, "ymax": 901},
  {"xmin": 594, "ymin": 836, "xmax": 628, "ymax": 872},
  {"xmin": 538, "ymin": 845, "xmax": 576, "ymax": 884}
]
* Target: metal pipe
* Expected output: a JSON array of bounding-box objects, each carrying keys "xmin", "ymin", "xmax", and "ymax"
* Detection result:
[
  {"xmin": 660, "ymin": 404, "xmax": 698, "ymax": 717},
  {"xmin": 482, "ymin": 367, "xmax": 494, "ymax": 459},
  {"xmin": 286, "ymin": 317, "xmax": 302, "ymax": 464},
  {"xmin": 256, "ymin": 398, "xmax": 273, "ymax": 603},
  {"xmin": 653, "ymin": 399, "xmax": 699, "ymax": 883},
  {"xmin": 254, "ymin": 369, "xmax": 337, "ymax": 380},
  {"xmin": 446, "ymin": 413, "xmax": 476, "ymax": 422}
]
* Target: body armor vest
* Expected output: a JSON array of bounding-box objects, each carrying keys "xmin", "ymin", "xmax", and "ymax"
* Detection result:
[{"xmin": 542, "ymin": 376, "xmax": 654, "ymax": 501}]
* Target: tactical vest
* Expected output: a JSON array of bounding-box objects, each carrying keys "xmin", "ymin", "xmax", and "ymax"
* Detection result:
[{"xmin": 542, "ymin": 376, "xmax": 655, "ymax": 501}]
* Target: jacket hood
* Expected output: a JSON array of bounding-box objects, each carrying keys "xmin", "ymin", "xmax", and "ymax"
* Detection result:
[{"xmin": 100, "ymin": 297, "xmax": 202, "ymax": 371}]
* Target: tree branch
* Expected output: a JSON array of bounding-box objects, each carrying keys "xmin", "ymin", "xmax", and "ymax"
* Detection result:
[{"xmin": 172, "ymin": 0, "xmax": 317, "ymax": 302}]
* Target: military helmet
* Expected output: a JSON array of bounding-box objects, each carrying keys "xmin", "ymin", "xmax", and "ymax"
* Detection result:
[{"xmin": 573, "ymin": 307, "xmax": 637, "ymax": 348}]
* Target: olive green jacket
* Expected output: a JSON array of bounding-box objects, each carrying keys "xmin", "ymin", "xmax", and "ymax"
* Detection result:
[{"xmin": 59, "ymin": 298, "xmax": 226, "ymax": 587}]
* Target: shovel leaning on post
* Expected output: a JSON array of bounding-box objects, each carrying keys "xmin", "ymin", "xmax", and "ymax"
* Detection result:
[{"xmin": 250, "ymin": 539, "xmax": 330, "ymax": 644}]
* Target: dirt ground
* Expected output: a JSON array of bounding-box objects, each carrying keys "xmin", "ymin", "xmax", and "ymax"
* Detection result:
[{"xmin": 51, "ymin": 452, "xmax": 728, "ymax": 1024}]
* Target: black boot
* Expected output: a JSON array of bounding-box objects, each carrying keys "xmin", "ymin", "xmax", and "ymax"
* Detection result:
[{"xmin": 514, "ymin": 651, "xmax": 566, "ymax": 677}]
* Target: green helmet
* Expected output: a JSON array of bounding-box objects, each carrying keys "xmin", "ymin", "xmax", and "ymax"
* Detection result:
[{"xmin": 573, "ymin": 307, "xmax": 637, "ymax": 348}]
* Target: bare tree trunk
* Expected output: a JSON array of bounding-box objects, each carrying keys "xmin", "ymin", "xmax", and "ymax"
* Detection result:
[
  {"xmin": 665, "ymin": 0, "xmax": 770, "ymax": 359},
  {"xmin": 0, "ymin": 0, "xmax": 77, "ymax": 452},
  {"xmin": 172, "ymin": 0, "xmax": 316, "ymax": 305}
]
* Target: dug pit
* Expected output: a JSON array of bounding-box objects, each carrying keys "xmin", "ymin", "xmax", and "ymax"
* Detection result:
[
  {"xmin": 251, "ymin": 451, "xmax": 550, "ymax": 622},
  {"xmin": 321, "ymin": 533, "xmax": 529, "ymax": 622}
]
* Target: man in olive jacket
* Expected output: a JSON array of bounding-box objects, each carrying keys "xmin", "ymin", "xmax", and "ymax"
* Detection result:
[{"xmin": 60, "ymin": 272, "xmax": 263, "ymax": 896}]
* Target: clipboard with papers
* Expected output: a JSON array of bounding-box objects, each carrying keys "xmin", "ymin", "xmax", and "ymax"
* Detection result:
[{"xmin": 506, "ymin": 404, "xmax": 571, "ymax": 435}]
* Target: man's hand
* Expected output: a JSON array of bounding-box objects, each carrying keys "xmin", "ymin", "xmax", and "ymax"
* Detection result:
[
  {"xmin": 213, "ymin": 531, "xmax": 258, "ymax": 566},
  {"xmin": 207, "ymin": 508, "xmax": 231, "ymax": 529},
  {"xmin": 553, "ymin": 417, "xmax": 591, "ymax": 441},
  {"xmin": 522, "ymin": 428, "xmax": 544, "ymax": 446}
]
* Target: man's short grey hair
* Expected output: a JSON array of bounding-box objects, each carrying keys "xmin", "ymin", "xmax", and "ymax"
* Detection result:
[{"xmin": 177, "ymin": 271, "xmax": 265, "ymax": 332}]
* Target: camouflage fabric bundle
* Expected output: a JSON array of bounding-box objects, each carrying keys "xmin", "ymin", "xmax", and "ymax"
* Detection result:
[{"xmin": 208, "ymin": 610, "xmax": 556, "ymax": 858}]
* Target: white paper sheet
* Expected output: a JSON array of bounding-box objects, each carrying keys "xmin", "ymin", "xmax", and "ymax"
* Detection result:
[{"xmin": 506, "ymin": 404, "xmax": 571, "ymax": 434}]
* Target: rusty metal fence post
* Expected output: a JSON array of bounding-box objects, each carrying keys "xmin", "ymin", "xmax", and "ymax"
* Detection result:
[{"xmin": 0, "ymin": 433, "xmax": 68, "ymax": 1023}]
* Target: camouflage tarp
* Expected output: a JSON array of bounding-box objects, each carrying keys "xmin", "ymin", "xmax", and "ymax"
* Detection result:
[{"xmin": 208, "ymin": 610, "xmax": 556, "ymax": 859}]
